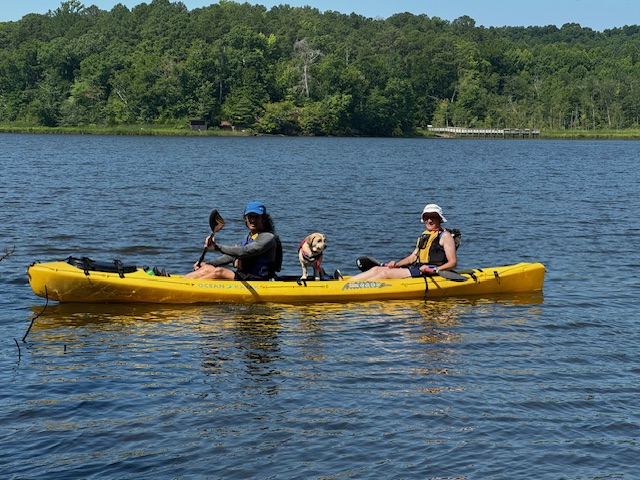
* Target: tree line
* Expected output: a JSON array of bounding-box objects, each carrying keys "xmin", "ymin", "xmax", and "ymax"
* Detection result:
[{"xmin": 1, "ymin": 0, "xmax": 640, "ymax": 136}]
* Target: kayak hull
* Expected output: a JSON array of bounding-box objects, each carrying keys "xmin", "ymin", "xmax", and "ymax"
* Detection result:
[{"xmin": 28, "ymin": 261, "xmax": 545, "ymax": 305}]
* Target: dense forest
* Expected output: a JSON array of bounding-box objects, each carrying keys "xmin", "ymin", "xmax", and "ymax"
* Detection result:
[{"xmin": 2, "ymin": 0, "xmax": 640, "ymax": 136}]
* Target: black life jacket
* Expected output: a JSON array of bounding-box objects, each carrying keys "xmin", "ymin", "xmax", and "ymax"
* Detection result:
[
  {"xmin": 238, "ymin": 233, "xmax": 282, "ymax": 278},
  {"xmin": 415, "ymin": 228, "xmax": 462, "ymax": 266}
]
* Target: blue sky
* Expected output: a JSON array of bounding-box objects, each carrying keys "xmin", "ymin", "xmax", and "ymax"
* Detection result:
[{"xmin": 2, "ymin": 0, "xmax": 638, "ymax": 31}]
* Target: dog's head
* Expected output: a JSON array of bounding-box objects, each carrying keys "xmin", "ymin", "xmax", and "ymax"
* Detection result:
[{"xmin": 305, "ymin": 233, "xmax": 327, "ymax": 254}]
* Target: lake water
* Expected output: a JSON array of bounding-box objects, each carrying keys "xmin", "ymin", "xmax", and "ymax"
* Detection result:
[{"xmin": 1, "ymin": 133, "xmax": 639, "ymax": 479}]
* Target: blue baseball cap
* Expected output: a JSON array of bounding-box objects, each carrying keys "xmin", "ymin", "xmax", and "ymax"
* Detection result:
[{"xmin": 244, "ymin": 201, "xmax": 266, "ymax": 216}]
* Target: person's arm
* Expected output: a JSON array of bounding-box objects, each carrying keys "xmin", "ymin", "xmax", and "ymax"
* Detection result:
[
  {"xmin": 216, "ymin": 232, "xmax": 276, "ymax": 259},
  {"xmin": 207, "ymin": 253, "xmax": 235, "ymax": 267},
  {"xmin": 436, "ymin": 231, "xmax": 457, "ymax": 271}
]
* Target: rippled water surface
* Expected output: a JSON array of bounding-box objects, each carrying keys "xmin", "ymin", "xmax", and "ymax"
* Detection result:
[{"xmin": 1, "ymin": 134, "xmax": 639, "ymax": 479}]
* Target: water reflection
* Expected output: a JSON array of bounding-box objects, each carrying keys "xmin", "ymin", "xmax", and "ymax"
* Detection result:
[
  {"xmin": 24, "ymin": 293, "xmax": 544, "ymax": 399},
  {"xmin": 26, "ymin": 291, "xmax": 542, "ymax": 338},
  {"xmin": 27, "ymin": 302, "xmax": 209, "ymax": 332},
  {"xmin": 197, "ymin": 304, "xmax": 285, "ymax": 397}
]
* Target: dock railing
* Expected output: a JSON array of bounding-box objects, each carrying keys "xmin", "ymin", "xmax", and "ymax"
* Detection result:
[{"xmin": 426, "ymin": 126, "xmax": 540, "ymax": 137}]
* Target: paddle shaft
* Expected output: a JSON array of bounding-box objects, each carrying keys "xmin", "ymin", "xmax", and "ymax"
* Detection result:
[{"xmin": 196, "ymin": 235, "xmax": 214, "ymax": 267}]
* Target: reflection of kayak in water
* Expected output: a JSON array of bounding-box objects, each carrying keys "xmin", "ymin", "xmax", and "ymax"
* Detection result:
[{"xmin": 28, "ymin": 259, "xmax": 545, "ymax": 305}]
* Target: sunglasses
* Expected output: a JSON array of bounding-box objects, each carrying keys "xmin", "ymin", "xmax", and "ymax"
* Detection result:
[{"xmin": 422, "ymin": 215, "xmax": 440, "ymax": 222}]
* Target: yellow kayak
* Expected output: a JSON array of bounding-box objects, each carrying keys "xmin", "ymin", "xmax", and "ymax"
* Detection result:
[{"xmin": 27, "ymin": 260, "xmax": 545, "ymax": 305}]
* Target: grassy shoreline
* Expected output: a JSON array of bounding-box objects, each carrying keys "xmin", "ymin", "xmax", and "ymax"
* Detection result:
[
  {"xmin": 0, "ymin": 124, "xmax": 253, "ymax": 137},
  {"xmin": 2, "ymin": 124, "xmax": 640, "ymax": 139}
]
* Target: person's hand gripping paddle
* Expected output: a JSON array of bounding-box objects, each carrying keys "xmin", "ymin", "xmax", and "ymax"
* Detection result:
[{"xmin": 197, "ymin": 210, "xmax": 225, "ymax": 267}]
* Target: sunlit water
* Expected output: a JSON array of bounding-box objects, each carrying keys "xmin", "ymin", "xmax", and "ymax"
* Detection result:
[{"xmin": 1, "ymin": 134, "xmax": 639, "ymax": 478}]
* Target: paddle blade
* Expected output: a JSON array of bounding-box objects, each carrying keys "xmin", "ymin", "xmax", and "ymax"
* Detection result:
[
  {"xmin": 437, "ymin": 270, "xmax": 468, "ymax": 282},
  {"xmin": 356, "ymin": 256, "xmax": 382, "ymax": 272},
  {"xmin": 197, "ymin": 209, "xmax": 225, "ymax": 267},
  {"xmin": 209, "ymin": 210, "xmax": 225, "ymax": 234}
]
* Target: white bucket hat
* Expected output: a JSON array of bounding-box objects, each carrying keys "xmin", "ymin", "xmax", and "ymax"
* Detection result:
[{"xmin": 421, "ymin": 204, "xmax": 447, "ymax": 223}]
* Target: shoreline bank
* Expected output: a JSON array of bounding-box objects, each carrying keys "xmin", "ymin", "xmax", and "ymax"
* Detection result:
[{"xmin": 2, "ymin": 124, "xmax": 640, "ymax": 139}]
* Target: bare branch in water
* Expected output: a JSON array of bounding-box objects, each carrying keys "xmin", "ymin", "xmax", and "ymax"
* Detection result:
[
  {"xmin": 23, "ymin": 286, "xmax": 49, "ymax": 342},
  {"xmin": 1, "ymin": 246, "xmax": 15, "ymax": 262}
]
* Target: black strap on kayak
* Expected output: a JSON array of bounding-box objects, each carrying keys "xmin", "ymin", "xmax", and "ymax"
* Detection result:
[
  {"xmin": 423, "ymin": 275, "xmax": 429, "ymax": 301},
  {"xmin": 113, "ymin": 259, "xmax": 125, "ymax": 278},
  {"xmin": 79, "ymin": 257, "xmax": 93, "ymax": 276},
  {"xmin": 66, "ymin": 256, "xmax": 136, "ymax": 277},
  {"xmin": 471, "ymin": 268, "xmax": 482, "ymax": 282},
  {"xmin": 65, "ymin": 256, "xmax": 96, "ymax": 276},
  {"xmin": 494, "ymin": 271, "xmax": 501, "ymax": 284}
]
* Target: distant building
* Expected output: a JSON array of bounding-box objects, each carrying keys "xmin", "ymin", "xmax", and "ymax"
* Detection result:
[{"xmin": 189, "ymin": 120, "xmax": 207, "ymax": 131}]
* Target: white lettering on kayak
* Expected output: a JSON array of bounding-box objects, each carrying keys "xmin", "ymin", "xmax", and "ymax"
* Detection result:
[{"xmin": 342, "ymin": 282, "xmax": 391, "ymax": 291}]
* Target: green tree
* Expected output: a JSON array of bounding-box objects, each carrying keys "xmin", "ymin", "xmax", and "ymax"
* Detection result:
[
  {"xmin": 254, "ymin": 100, "xmax": 300, "ymax": 134},
  {"xmin": 299, "ymin": 93, "xmax": 352, "ymax": 135},
  {"xmin": 5, "ymin": 0, "xmax": 640, "ymax": 133}
]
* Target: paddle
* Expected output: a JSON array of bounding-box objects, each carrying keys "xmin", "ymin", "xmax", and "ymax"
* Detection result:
[
  {"xmin": 356, "ymin": 256, "xmax": 468, "ymax": 282},
  {"xmin": 197, "ymin": 209, "xmax": 225, "ymax": 267}
]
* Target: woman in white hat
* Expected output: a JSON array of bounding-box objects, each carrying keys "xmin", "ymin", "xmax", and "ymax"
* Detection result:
[{"xmin": 350, "ymin": 203, "xmax": 457, "ymax": 281}]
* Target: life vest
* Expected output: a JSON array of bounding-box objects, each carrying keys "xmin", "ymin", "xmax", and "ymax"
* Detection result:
[
  {"xmin": 415, "ymin": 228, "xmax": 447, "ymax": 265},
  {"xmin": 238, "ymin": 233, "xmax": 273, "ymax": 278}
]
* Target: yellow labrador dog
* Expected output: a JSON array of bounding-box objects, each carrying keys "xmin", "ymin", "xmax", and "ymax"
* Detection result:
[{"xmin": 298, "ymin": 233, "xmax": 328, "ymax": 280}]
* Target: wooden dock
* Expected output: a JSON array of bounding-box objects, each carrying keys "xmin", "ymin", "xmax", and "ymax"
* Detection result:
[{"xmin": 427, "ymin": 126, "xmax": 540, "ymax": 138}]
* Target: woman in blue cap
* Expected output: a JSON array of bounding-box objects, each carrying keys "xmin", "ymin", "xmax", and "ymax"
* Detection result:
[{"xmin": 185, "ymin": 201, "xmax": 280, "ymax": 280}]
